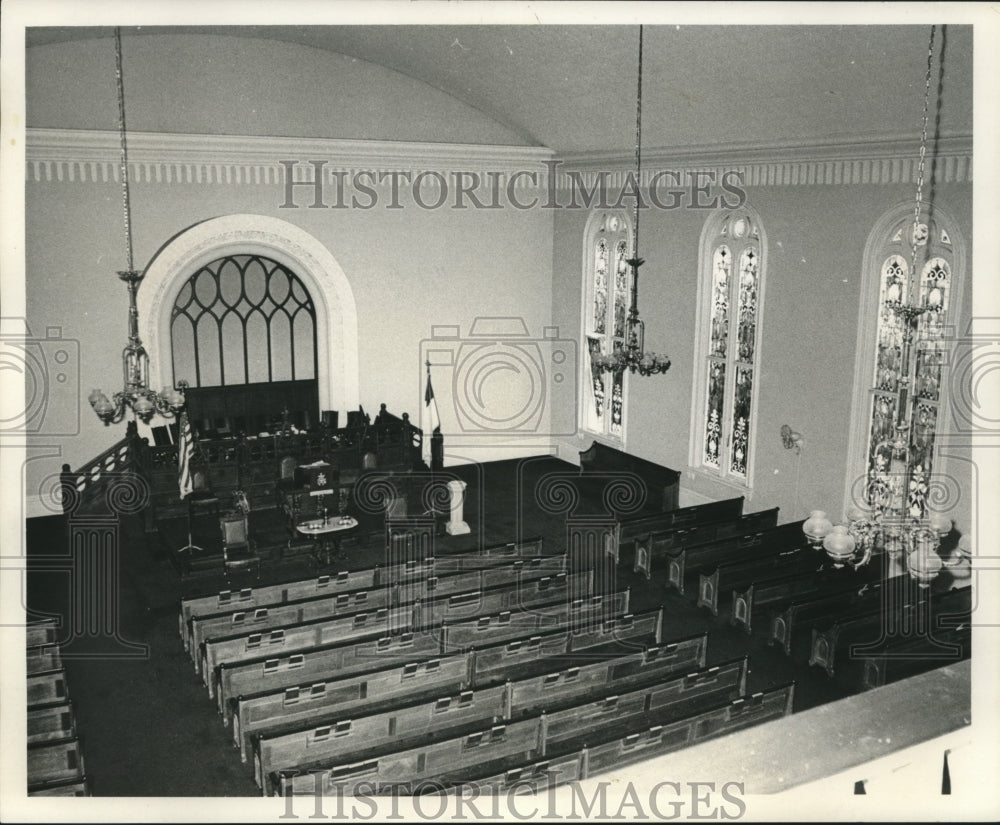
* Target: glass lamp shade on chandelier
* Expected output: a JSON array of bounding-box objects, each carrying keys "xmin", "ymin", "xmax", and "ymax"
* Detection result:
[
  {"xmin": 88, "ymin": 28, "xmax": 186, "ymax": 426},
  {"xmin": 804, "ymin": 26, "xmax": 956, "ymax": 586},
  {"xmin": 590, "ymin": 25, "xmax": 671, "ymax": 378}
]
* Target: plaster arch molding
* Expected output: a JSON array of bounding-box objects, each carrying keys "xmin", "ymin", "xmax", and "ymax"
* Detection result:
[{"xmin": 138, "ymin": 214, "xmax": 360, "ymax": 413}]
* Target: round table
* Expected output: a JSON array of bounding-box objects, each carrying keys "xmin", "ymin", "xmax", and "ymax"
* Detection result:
[{"xmin": 296, "ymin": 516, "xmax": 358, "ymax": 566}]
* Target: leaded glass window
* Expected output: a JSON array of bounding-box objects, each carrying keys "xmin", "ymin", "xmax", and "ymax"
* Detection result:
[
  {"xmin": 693, "ymin": 210, "xmax": 765, "ymax": 484},
  {"xmin": 862, "ymin": 219, "xmax": 952, "ymax": 517},
  {"xmin": 582, "ymin": 211, "xmax": 633, "ymax": 440},
  {"xmin": 171, "ymin": 254, "xmax": 317, "ymax": 387}
]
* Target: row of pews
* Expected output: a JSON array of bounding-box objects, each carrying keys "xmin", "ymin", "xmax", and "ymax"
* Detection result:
[
  {"xmin": 26, "ymin": 619, "xmax": 90, "ymax": 796},
  {"xmin": 623, "ymin": 503, "xmax": 972, "ymax": 692},
  {"xmin": 178, "ymin": 525, "xmax": 795, "ymax": 796}
]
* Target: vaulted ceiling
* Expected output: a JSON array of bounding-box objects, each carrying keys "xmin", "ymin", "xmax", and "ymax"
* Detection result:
[{"xmin": 25, "ymin": 24, "xmax": 974, "ymax": 156}]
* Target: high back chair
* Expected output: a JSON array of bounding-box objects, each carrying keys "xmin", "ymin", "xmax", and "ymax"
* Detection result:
[{"xmin": 220, "ymin": 511, "xmax": 261, "ymax": 581}]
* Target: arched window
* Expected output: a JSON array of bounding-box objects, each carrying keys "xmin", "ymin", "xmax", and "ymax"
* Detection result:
[
  {"xmin": 689, "ymin": 208, "xmax": 766, "ymax": 486},
  {"xmin": 170, "ymin": 254, "xmax": 317, "ymax": 387},
  {"xmin": 844, "ymin": 205, "xmax": 965, "ymax": 516},
  {"xmin": 581, "ymin": 210, "xmax": 633, "ymax": 441}
]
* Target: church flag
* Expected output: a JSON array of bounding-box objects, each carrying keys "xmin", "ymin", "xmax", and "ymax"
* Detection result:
[
  {"xmin": 178, "ymin": 411, "xmax": 194, "ymax": 499},
  {"xmin": 422, "ymin": 370, "xmax": 441, "ymax": 467}
]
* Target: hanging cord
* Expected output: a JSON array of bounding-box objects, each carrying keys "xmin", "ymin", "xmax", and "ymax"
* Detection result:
[
  {"xmin": 632, "ymin": 24, "xmax": 644, "ymax": 257},
  {"xmin": 908, "ymin": 25, "xmax": 936, "ymax": 302},
  {"xmin": 114, "ymin": 27, "xmax": 135, "ymax": 273}
]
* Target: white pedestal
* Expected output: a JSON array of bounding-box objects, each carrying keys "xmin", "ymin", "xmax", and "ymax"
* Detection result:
[{"xmin": 446, "ymin": 479, "xmax": 470, "ymax": 536}]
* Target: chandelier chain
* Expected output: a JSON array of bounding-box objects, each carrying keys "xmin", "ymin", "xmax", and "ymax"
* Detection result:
[
  {"xmin": 114, "ymin": 27, "xmax": 135, "ymax": 274},
  {"xmin": 633, "ymin": 24, "xmax": 644, "ymax": 256},
  {"xmin": 909, "ymin": 24, "xmax": 936, "ymax": 294}
]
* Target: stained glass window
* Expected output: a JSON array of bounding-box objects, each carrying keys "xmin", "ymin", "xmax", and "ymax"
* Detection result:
[
  {"xmin": 861, "ymin": 218, "xmax": 954, "ymax": 516},
  {"xmin": 693, "ymin": 210, "xmax": 765, "ymax": 485},
  {"xmin": 582, "ymin": 212, "xmax": 633, "ymax": 439}
]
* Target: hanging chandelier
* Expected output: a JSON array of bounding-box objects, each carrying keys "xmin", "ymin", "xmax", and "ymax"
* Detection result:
[
  {"xmin": 88, "ymin": 28, "xmax": 186, "ymax": 425},
  {"xmin": 591, "ymin": 25, "xmax": 671, "ymax": 378}
]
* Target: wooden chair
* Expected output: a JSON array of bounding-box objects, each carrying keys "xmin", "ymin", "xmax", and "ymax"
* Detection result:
[
  {"xmin": 188, "ymin": 470, "xmax": 220, "ymax": 520},
  {"xmin": 220, "ymin": 511, "xmax": 261, "ymax": 582}
]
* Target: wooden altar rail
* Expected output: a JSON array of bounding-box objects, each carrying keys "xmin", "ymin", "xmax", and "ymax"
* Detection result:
[
  {"xmin": 256, "ymin": 640, "xmax": 726, "ymax": 793},
  {"xmin": 58, "ymin": 424, "xmax": 140, "ymax": 518},
  {"xmin": 220, "ymin": 590, "xmax": 632, "ymax": 728},
  {"xmin": 272, "ymin": 679, "xmax": 792, "ymax": 798}
]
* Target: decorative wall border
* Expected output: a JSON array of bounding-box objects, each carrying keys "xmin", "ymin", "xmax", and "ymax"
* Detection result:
[{"xmin": 26, "ymin": 128, "xmax": 972, "ymax": 188}]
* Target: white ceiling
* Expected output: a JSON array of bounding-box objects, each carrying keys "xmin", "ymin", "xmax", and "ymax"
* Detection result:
[{"xmin": 25, "ymin": 24, "xmax": 974, "ymax": 155}]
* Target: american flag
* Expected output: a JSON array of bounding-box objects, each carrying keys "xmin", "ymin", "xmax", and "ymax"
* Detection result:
[
  {"xmin": 177, "ymin": 411, "xmax": 194, "ymax": 499},
  {"xmin": 422, "ymin": 370, "xmax": 440, "ymax": 467}
]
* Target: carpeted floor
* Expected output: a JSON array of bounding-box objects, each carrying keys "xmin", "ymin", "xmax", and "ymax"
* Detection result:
[{"xmin": 26, "ymin": 457, "xmax": 878, "ymax": 796}]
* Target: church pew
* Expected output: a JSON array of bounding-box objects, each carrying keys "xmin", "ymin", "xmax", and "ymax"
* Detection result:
[
  {"xmin": 858, "ymin": 622, "xmax": 970, "ymax": 690},
  {"xmin": 608, "ymin": 496, "xmax": 745, "ymax": 566},
  {"xmin": 191, "ymin": 555, "xmax": 568, "ymax": 673},
  {"xmin": 27, "ymin": 669, "xmax": 68, "ymax": 707},
  {"xmin": 27, "ymin": 644, "xmax": 62, "ymax": 675},
  {"xmin": 270, "ymin": 659, "xmax": 759, "ymax": 797},
  {"xmin": 27, "ymin": 738, "xmax": 85, "ymax": 789},
  {"xmin": 27, "ymin": 702, "xmax": 76, "ymax": 745},
  {"xmin": 256, "ymin": 640, "xmax": 719, "ymax": 793},
  {"xmin": 201, "ymin": 570, "xmax": 593, "ymax": 696},
  {"xmin": 663, "ymin": 520, "xmax": 806, "ymax": 595},
  {"xmin": 434, "ymin": 683, "xmax": 795, "ymax": 795},
  {"xmin": 243, "ymin": 606, "xmax": 668, "ymax": 779},
  {"xmin": 25, "ymin": 619, "xmax": 59, "ymax": 649},
  {"xmin": 179, "ymin": 536, "xmax": 547, "ymax": 648},
  {"xmin": 578, "ymin": 441, "xmax": 681, "ymax": 513},
  {"xmin": 809, "ymin": 586, "xmax": 970, "ymax": 677},
  {"xmin": 696, "ymin": 546, "xmax": 819, "ymax": 616},
  {"xmin": 633, "ymin": 506, "xmax": 779, "ymax": 579},
  {"xmin": 731, "ymin": 557, "xmax": 887, "ymax": 636},
  {"xmin": 219, "ymin": 588, "xmax": 632, "ymax": 728},
  {"xmin": 27, "ymin": 777, "xmax": 91, "ymax": 797},
  {"xmin": 768, "ymin": 575, "xmax": 899, "ymax": 658}
]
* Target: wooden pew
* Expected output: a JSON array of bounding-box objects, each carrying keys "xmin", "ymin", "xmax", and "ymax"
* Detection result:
[
  {"xmin": 858, "ymin": 622, "xmax": 970, "ymax": 690},
  {"xmin": 664, "ymin": 519, "xmax": 805, "ymax": 595},
  {"xmin": 27, "ymin": 777, "xmax": 90, "ymax": 797},
  {"xmin": 179, "ymin": 537, "xmax": 547, "ymax": 648},
  {"xmin": 809, "ymin": 585, "xmax": 970, "ymax": 677},
  {"xmin": 258, "ymin": 641, "xmax": 721, "ymax": 793},
  {"xmin": 220, "ymin": 588, "xmax": 632, "ymax": 726},
  {"xmin": 609, "ymin": 496, "xmax": 745, "ymax": 567},
  {"xmin": 201, "ymin": 570, "xmax": 593, "ymax": 696},
  {"xmin": 27, "ymin": 702, "xmax": 76, "ymax": 745},
  {"xmin": 732, "ymin": 557, "xmax": 886, "ymax": 636},
  {"xmin": 696, "ymin": 546, "xmax": 820, "ymax": 616},
  {"xmin": 768, "ymin": 575, "xmax": 901, "ymax": 659},
  {"xmin": 191, "ymin": 555, "xmax": 568, "ymax": 672},
  {"xmin": 633, "ymin": 506, "xmax": 779, "ymax": 579},
  {"xmin": 27, "ymin": 738, "xmax": 85, "ymax": 789},
  {"xmin": 271, "ymin": 659, "xmax": 760, "ymax": 797},
  {"xmin": 27, "ymin": 669, "xmax": 69, "ymax": 707},
  {"xmin": 436, "ymin": 683, "xmax": 795, "ymax": 794},
  {"xmin": 245, "ymin": 607, "xmax": 670, "ymax": 783},
  {"xmin": 25, "ymin": 618, "xmax": 59, "ymax": 649},
  {"xmin": 27, "ymin": 644, "xmax": 62, "ymax": 675},
  {"xmin": 578, "ymin": 441, "xmax": 681, "ymax": 513}
]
